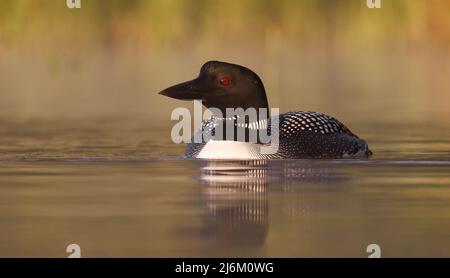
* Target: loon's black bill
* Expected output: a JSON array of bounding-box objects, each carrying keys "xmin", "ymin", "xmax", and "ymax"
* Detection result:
[{"xmin": 159, "ymin": 79, "xmax": 203, "ymax": 100}]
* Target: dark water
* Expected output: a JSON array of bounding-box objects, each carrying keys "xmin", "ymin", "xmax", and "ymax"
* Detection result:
[{"xmin": 0, "ymin": 119, "xmax": 449, "ymax": 257}]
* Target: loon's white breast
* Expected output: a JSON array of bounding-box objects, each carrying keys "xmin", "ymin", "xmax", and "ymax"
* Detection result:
[{"xmin": 196, "ymin": 140, "xmax": 263, "ymax": 160}]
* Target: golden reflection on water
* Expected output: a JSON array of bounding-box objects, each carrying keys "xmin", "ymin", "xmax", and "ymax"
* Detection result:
[{"xmin": 0, "ymin": 157, "xmax": 450, "ymax": 257}]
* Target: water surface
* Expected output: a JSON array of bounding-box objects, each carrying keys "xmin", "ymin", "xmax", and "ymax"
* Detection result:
[{"xmin": 0, "ymin": 119, "xmax": 449, "ymax": 257}]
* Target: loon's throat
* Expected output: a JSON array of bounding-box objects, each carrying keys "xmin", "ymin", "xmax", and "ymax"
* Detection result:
[{"xmin": 203, "ymin": 115, "xmax": 271, "ymax": 144}]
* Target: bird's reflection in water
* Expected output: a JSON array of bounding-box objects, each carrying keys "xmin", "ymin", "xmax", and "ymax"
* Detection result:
[
  {"xmin": 197, "ymin": 160, "xmax": 349, "ymax": 249},
  {"xmin": 199, "ymin": 160, "xmax": 269, "ymax": 247}
]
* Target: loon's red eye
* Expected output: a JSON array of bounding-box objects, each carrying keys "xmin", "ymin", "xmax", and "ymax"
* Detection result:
[{"xmin": 219, "ymin": 76, "xmax": 231, "ymax": 86}]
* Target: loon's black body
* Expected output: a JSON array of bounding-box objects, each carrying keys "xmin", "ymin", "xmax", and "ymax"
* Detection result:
[{"xmin": 160, "ymin": 61, "xmax": 372, "ymax": 159}]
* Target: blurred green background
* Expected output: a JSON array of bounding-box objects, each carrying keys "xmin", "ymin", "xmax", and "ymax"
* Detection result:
[{"xmin": 0, "ymin": 0, "xmax": 449, "ymax": 124}]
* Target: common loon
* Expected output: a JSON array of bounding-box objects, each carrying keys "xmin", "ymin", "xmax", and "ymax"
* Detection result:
[{"xmin": 159, "ymin": 61, "xmax": 372, "ymax": 159}]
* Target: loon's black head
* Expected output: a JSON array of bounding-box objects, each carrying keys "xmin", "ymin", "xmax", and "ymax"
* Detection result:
[{"xmin": 159, "ymin": 61, "xmax": 269, "ymax": 113}]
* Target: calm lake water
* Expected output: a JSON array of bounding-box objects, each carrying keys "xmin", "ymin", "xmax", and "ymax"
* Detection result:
[{"xmin": 0, "ymin": 118, "xmax": 449, "ymax": 257}]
